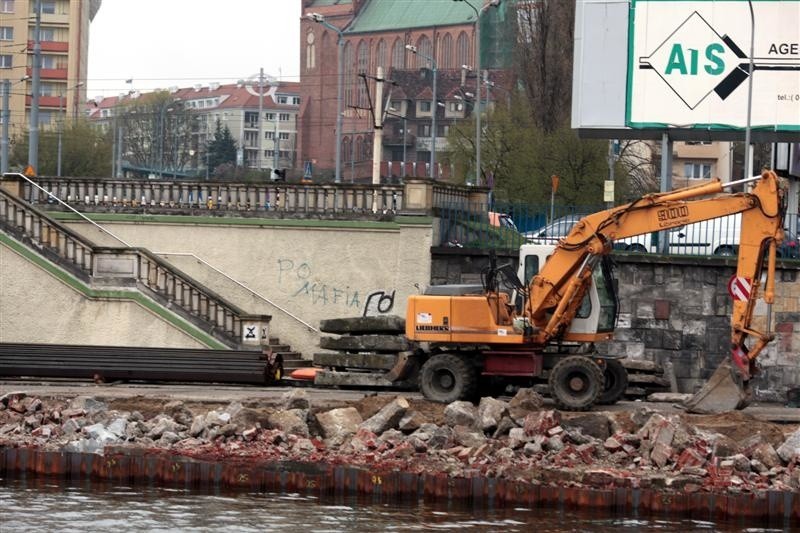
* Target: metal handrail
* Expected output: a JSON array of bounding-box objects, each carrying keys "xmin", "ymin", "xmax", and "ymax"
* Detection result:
[
  {"xmin": 154, "ymin": 251, "xmax": 318, "ymax": 333},
  {"xmin": 3, "ymin": 172, "xmax": 317, "ymax": 332}
]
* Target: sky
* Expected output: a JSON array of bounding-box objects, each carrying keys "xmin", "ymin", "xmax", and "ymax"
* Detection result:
[{"xmin": 87, "ymin": 0, "xmax": 301, "ymax": 98}]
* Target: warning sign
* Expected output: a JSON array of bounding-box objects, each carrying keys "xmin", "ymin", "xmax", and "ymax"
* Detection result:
[{"xmin": 727, "ymin": 275, "xmax": 751, "ymax": 302}]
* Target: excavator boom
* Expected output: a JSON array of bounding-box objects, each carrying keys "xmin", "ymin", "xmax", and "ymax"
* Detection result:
[{"xmin": 528, "ymin": 170, "xmax": 785, "ymax": 413}]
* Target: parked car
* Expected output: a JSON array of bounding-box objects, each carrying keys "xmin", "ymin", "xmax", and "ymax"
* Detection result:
[
  {"xmin": 779, "ymin": 229, "xmax": 799, "ymax": 259},
  {"xmin": 489, "ymin": 211, "xmax": 518, "ymax": 232},
  {"xmin": 524, "ymin": 214, "xmax": 653, "ymax": 253}
]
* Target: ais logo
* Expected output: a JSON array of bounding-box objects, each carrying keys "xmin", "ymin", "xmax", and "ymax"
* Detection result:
[{"xmin": 639, "ymin": 12, "xmax": 748, "ymax": 109}]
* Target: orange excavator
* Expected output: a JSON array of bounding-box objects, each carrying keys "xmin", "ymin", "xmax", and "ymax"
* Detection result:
[{"xmin": 405, "ymin": 170, "xmax": 786, "ymax": 412}]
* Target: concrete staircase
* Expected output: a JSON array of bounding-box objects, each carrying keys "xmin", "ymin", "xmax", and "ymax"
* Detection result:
[{"xmin": 0, "ymin": 178, "xmax": 271, "ymax": 352}]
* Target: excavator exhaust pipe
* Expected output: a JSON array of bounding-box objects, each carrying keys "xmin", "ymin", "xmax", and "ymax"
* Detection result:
[{"xmin": 683, "ymin": 358, "xmax": 749, "ymax": 414}]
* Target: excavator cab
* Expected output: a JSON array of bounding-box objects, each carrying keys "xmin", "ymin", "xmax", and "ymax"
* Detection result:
[{"xmin": 517, "ymin": 244, "xmax": 618, "ymax": 340}]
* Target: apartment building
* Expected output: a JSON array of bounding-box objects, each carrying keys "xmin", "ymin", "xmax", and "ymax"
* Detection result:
[
  {"xmin": 672, "ymin": 141, "xmax": 733, "ymax": 188},
  {"xmin": 86, "ymin": 81, "xmax": 300, "ymax": 176},
  {"xmin": 0, "ymin": 0, "xmax": 101, "ymax": 137}
]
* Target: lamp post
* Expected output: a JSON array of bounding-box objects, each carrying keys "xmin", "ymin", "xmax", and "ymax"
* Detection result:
[
  {"xmin": 406, "ymin": 44, "xmax": 438, "ymax": 178},
  {"xmin": 453, "ymin": 0, "xmax": 501, "ymax": 185},
  {"xmin": 58, "ymin": 82, "xmax": 84, "ymax": 177},
  {"xmin": 307, "ymin": 12, "xmax": 344, "ymax": 183}
]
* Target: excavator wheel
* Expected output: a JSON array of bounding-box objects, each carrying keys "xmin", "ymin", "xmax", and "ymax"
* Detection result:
[
  {"xmin": 419, "ymin": 353, "xmax": 477, "ymax": 404},
  {"xmin": 597, "ymin": 359, "xmax": 628, "ymax": 405},
  {"xmin": 548, "ymin": 355, "xmax": 604, "ymax": 411}
]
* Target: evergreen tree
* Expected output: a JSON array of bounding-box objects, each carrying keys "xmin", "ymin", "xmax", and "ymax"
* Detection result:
[{"xmin": 207, "ymin": 119, "xmax": 237, "ymax": 175}]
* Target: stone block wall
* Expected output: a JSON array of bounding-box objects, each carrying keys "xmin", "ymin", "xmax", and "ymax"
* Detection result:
[{"xmin": 604, "ymin": 257, "xmax": 800, "ymax": 400}]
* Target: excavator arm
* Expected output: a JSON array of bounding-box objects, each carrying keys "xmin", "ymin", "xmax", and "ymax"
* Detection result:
[{"xmin": 528, "ymin": 170, "xmax": 786, "ymax": 383}]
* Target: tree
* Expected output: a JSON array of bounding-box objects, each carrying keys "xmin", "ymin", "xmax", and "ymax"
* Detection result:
[
  {"xmin": 514, "ymin": 0, "xmax": 576, "ymax": 133},
  {"xmin": 115, "ymin": 91, "xmax": 195, "ymax": 176},
  {"xmin": 207, "ymin": 119, "xmax": 237, "ymax": 175},
  {"xmin": 10, "ymin": 120, "xmax": 112, "ymax": 177}
]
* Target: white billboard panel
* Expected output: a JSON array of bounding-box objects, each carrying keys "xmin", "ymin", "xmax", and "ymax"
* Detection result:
[{"xmin": 627, "ymin": 0, "xmax": 800, "ymax": 132}]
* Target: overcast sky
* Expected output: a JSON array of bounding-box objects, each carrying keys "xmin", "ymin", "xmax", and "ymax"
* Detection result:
[{"xmin": 87, "ymin": 0, "xmax": 301, "ymax": 98}]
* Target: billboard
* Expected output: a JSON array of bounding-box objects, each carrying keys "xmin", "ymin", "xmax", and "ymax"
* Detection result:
[
  {"xmin": 572, "ymin": 0, "xmax": 800, "ymax": 140},
  {"xmin": 627, "ymin": 0, "xmax": 799, "ymax": 132}
]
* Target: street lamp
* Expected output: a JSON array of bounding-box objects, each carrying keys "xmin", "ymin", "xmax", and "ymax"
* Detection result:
[
  {"xmin": 406, "ymin": 44, "xmax": 438, "ymax": 179},
  {"xmin": 307, "ymin": 12, "xmax": 344, "ymax": 183},
  {"xmin": 452, "ymin": 0, "xmax": 501, "ymax": 185},
  {"xmin": 58, "ymin": 82, "xmax": 84, "ymax": 177}
]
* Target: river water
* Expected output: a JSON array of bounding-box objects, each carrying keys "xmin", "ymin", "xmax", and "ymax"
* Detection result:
[{"xmin": 0, "ymin": 476, "xmax": 790, "ymax": 532}]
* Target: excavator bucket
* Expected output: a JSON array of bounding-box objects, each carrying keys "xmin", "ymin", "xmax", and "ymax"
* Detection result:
[{"xmin": 683, "ymin": 358, "xmax": 749, "ymax": 414}]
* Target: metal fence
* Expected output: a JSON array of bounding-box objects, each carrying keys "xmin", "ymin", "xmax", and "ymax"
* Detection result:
[{"xmin": 438, "ymin": 202, "xmax": 800, "ymax": 261}]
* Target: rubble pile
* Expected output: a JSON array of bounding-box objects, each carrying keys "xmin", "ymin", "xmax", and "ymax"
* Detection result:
[{"xmin": 2, "ymin": 389, "xmax": 800, "ymax": 495}]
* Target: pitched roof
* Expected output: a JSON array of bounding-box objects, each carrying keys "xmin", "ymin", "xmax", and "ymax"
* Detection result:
[
  {"xmin": 309, "ymin": 0, "xmax": 352, "ymax": 6},
  {"xmin": 347, "ymin": 0, "xmax": 477, "ymax": 33}
]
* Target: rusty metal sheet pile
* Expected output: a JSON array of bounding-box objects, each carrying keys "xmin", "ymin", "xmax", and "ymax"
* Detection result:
[{"xmin": 0, "ymin": 446, "xmax": 797, "ymax": 523}]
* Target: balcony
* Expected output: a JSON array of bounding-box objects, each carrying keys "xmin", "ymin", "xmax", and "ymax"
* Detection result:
[
  {"xmin": 27, "ymin": 40, "xmax": 69, "ymax": 53},
  {"xmin": 25, "ymin": 95, "xmax": 64, "ymax": 108},
  {"xmin": 41, "ymin": 12, "xmax": 70, "ymax": 25},
  {"xmin": 26, "ymin": 67, "xmax": 68, "ymax": 80},
  {"xmin": 383, "ymin": 133, "xmax": 416, "ymax": 146}
]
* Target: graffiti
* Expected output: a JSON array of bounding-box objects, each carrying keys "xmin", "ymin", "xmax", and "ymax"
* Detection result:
[
  {"xmin": 277, "ymin": 258, "xmax": 397, "ymax": 315},
  {"xmin": 277, "ymin": 258, "xmax": 360, "ymax": 310},
  {"xmin": 363, "ymin": 290, "xmax": 395, "ymax": 317}
]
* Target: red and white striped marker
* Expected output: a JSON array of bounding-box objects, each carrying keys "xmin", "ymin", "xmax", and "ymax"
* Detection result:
[{"xmin": 727, "ymin": 275, "xmax": 752, "ymax": 302}]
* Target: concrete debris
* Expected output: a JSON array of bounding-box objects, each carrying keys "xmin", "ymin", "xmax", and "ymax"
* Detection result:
[
  {"xmin": 776, "ymin": 427, "xmax": 800, "ymax": 463},
  {"xmin": 475, "ymin": 397, "xmax": 508, "ymax": 433},
  {"xmin": 315, "ymin": 407, "xmax": 363, "ymax": 441},
  {"xmin": 360, "ymin": 396, "xmax": 409, "ymax": 435},
  {"xmin": 281, "ymin": 389, "xmax": 311, "ymax": 411},
  {"xmin": 443, "ymin": 401, "xmax": 477, "ymax": 428},
  {"xmin": 507, "ymin": 388, "xmax": 544, "ymax": 423},
  {"xmin": 523, "ymin": 410, "xmax": 561, "ymax": 436},
  {"xmin": 2, "ymin": 393, "xmax": 800, "ymax": 497}
]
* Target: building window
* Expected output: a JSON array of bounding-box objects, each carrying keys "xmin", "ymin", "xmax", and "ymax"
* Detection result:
[
  {"xmin": 265, "ymin": 150, "xmax": 275, "ymax": 158},
  {"xmin": 456, "ymin": 32, "xmax": 470, "ymax": 68},
  {"xmin": 292, "ymin": 96, "xmax": 300, "ymax": 105},
  {"xmin": 420, "ymin": 101, "xmax": 431, "ymax": 112},
  {"xmin": 279, "ymin": 113, "xmax": 290, "ymax": 121},
  {"xmin": 0, "ymin": 27, "xmax": 12, "ymax": 40},
  {"xmin": 343, "ymin": 41, "xmax": 354, "ymax": 106},
  {"xmin": 416, "ymin": 35, "xmax": 432, "ymax": 69},
  {"xmin": 305, "ymin": 30, "xmax": 316, "ymax": 70},
  {"xmin": 684, "ymin": 162, "xmax": 712, "ymax": 179},
  {"xmin": 265, "ymin": 131, "xmax": 274, "ymax": 140},
  {"xmin": 391, "ymin": 38, "xmax": 405, "ymax": 69},
  {"xmin": 418, "ymin": 123, "xmax": 431, "ymax": 137},
  {"xmin": 0, "ymin": 55, "xmax": 11, "ymax": 68},
  {"xmin": 277, "ymin": 96, "xmax": 288, "ymax": 104},
  {"xmin": 265, "ymin": 112, "xmax": 275, "ymax": 120},
  {"xmin": 40, "ymin": 0, "xmax": 55, "ymax": 14},
  {"xmin": 279, "ymin": 132, "xmax": 289, "ymax": 140},
  {"xmin": 244, "ymin": 111, "xmax": 258, "ymax": 128},
  {"xmin": 38, "ymin": 28, "xmax": 55, "ymax": 41},
  {"xmin": 0, "ymin": 1, "xmax": 13, "ymax": 14},
  {"xmin": 440, "ymin": 34, "xmax": 452, "ymax": 69},
  {"xmin": 357, "ymin": 40, "xmax": 369, "ymax": 106},
  {"xmin": 375, "ymin": 39, "xmax": 386, "ymax": 71}
]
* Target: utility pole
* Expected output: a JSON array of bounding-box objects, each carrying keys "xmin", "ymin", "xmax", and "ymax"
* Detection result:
[
  {"xmin": 372, "ymin": 67, "xmax": 385, "ymax": 188},
  {"xmin": 1, "ymin": 79, "xmax": 9, "ymax": 174},
  {"xmin": 257, "ymin": 68, "xmax": 265, "ymax": 171},
  {"xmin": 57, "ymin": 94, "xmax": 63, "ymax": 176},
  {"xmin": 29, "ymin": 0, "xmax": 42, "ymax": 174},
  {"xmin": 273, "ymin": 116, "xmax": 279, "ymax": 175}
]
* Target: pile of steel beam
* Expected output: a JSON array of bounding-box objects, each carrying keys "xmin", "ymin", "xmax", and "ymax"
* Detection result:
[{"xmin": 0, "ymin": 343, "xmax": 270, "ymax": 384}]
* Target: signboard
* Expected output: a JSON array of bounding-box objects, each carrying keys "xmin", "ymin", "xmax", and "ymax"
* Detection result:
[{"xmin": 627, "ymin": 0, "xmax": 800, "ymax": 132}]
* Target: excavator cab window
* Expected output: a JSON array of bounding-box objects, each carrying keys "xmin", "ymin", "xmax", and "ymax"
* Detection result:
[{"xmin": 594, "ymin": 257, "xmax": 618, "ymax": 332}]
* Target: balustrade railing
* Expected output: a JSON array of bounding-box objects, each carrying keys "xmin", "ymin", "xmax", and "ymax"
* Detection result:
[
  {"xmin": 23, "ymin": 177, "xmax": 409, "ymax": 215},
  {"xmin": 0, "ymin": 184, "xmax": 268, "ymax": 348}
]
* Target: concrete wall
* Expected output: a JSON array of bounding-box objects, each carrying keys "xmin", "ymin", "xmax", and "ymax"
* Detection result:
[
  {"xmin": 0, "ymin": 241, "xmax": 208, "ymax": 349},
  {"xmin": 59, "ymin": 219, "xmax": 434, "ymax": 358}
]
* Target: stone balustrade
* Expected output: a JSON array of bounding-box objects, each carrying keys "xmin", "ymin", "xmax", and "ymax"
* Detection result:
[
  {"xmin": 0, "ymin": 184, "xmax": 270, "ymax": 349},
  {"xmin": 11, "ymin": 176, "xmax": 488, "ymax": 216}
]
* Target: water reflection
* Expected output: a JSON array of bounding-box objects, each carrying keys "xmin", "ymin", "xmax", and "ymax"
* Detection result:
[{"xmin": 0, "ymin": 476, "xmax": 790, "ymax": 532}]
